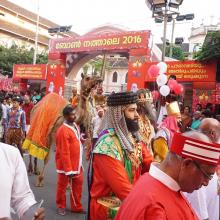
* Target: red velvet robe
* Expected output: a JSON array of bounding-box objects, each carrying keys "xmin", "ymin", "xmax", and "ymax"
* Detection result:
[
  {"xmin": 56, "ymin": 123, "xmax": 82, "ymax": 175},
  {"xmin": 89, "ymin": 146, "xmax": 153, "ymax": 220},
  {"xmin": 115, "ymin": 173, "xmax": 199, "ymax": 220},
  {"xmin": 55, "ymin": 123, "xmax": 83, "ymax": 211}
]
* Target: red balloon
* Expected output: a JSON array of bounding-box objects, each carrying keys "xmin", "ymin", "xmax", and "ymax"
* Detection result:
[
  {"xmin": 152, "ymin": 90, "xmax": 160, "ymax": 100},
  {"xmin": 167, "ymin": 79, "xmax": 177, "ymax": 91},
  {"xmin": 174, "ymin": 83, "xmax": 184, "ymax": 95},
  {"xmin": 148, "ymin": 65, "xmax": 160, "ymax": 78}
]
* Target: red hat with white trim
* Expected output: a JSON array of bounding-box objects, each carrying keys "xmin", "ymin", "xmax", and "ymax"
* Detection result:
[{"xmin": 170, "ymin": 133, "xmax": 220, "ymax": 165}]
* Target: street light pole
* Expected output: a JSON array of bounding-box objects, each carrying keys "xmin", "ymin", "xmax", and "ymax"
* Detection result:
[
  {"xmin": 169, "ymin": 18, "xmax": 176, "ymax": 58},
  {"xmin": 33, "ymin": 0, "xmax": 40, "ymax": 65},
  {"xmin": 146, "ymin": 0, "xmax": 186, "ymax": 61},
  {"xmin": 162, "ymin": 7, "xmax": 168, "ymax": 61}
]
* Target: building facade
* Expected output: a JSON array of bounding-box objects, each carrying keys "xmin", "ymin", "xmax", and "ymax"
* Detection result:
[
  {"xmin": 188, "ymin": 21, "xmax": 220, "ymax": 59},
  {"xmin": 0, "ymin": 0, "xmax": 77, "ymax": 51},
  {"xmin": 103, "ymin": 56, "xmax": 128, "ymax": 94}
]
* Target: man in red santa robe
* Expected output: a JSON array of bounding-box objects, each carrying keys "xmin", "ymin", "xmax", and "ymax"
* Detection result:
[
  {"xmin": 55, "ymin": 105, "xmax": 85, "ymax": 216},
  {"xmin": 115, "ymin": 131, "xmax": 220, "ymax": 220}
]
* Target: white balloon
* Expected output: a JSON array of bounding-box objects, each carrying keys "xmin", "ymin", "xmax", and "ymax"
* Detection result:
[
  {"xmin": 159, "ymin": 85, "xmax": 170, "ymax": 97},
  {"xmin": 157, "ymin": 62, "xmax": 167, "ymax": 74},
  {"xmin": 156, "ymin": 74, "xmax": 168, "ymax": 87}
]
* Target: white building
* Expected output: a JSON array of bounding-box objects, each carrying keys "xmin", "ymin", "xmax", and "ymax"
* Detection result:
[
  {"xmin": 0, "ymin": 0, "xmax": 77, "ymax": 50},
  {"xmin": 103, "ymin": 55, "xmax": 128, "ymax": 94},
  {"xmin": 69, "ymin": 55, "xmax": 128, "ymax": 99},
  {"xmin": 188, "ymin": 21, "xmax": 220, "ymax": 59}
]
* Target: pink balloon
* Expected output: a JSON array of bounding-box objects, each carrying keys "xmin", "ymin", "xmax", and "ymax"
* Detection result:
[
  {"xmin": 152, "ymin": 90, "xmax": 160, "ymax": 100},
  {"xmin": 148, "ymin": 65, "xmax": 160, "ymax": 78},
  {"xmin": 174, "ymin": 83, "xmax": 184, "ymax": 95},
  {"xmin": 167, "ymin": 79, "xmax": 178, "ymax": 91}
]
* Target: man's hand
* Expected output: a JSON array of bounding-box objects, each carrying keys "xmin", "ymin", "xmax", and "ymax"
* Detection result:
[{"xmin": 34, "ymin": 207, "xmax": 45, "ymax": 220}]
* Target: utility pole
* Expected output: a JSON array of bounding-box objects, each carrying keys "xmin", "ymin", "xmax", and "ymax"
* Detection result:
[
  {"xmin": 33, "ymin": 0, "xmax": 40, "ymax": 65},
  {"xmin": 161, "ymin": 7, "xmax": 168, "ymax": 61},
  {"xmin": 169, "ymin": 18, "xmax": 176, "ymax": 58},
  {"xmin": 100, "ymin": 53, "xmax": 107, "ymax": 81}
]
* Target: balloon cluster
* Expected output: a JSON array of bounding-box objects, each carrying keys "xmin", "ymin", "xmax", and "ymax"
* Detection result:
[{"xmin": 147, "ymin": 62, "xmax": 184, "ymax": 99}]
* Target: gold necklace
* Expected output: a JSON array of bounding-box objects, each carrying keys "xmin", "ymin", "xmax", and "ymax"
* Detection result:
[{"xmin": 126, "ymin": 133, "xmax": 143, "ymax": 169}]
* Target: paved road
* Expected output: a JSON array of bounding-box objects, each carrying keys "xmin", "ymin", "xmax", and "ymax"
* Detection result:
[{"xmin": 20, "ymin": 151, "xmax": 88, "ymax": 220}]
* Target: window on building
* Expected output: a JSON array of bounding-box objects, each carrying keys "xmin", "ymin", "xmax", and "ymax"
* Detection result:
[
  {"xmin": 125, "ymin": 72, "xmax": 128, "ymax": 83},
  {"xmin": 112, "ymin": 71, "xmax": 118, "ymax": 83}
]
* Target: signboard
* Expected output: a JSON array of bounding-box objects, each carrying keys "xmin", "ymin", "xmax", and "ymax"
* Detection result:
[
  {"xmin": 49, "ymin": 31, "xmax": 150, "ymax": 53},
  {"xmin": 193, "ymin": 88, "xmax": 215, "ymax": 106},
  {"xmin": 127, "ymin": 60, "xmax": 217, "ymax": 90},
  {"xmin": 46, "ymin": 64, "xmax": 65, "ymax": 96},
  {"xmin": 145, "ymin": 61, "xmax": 216, "ymax": 82},
  {"xmin": 13, "ymin": 64, "xmax": 47, "ymax": 80}
]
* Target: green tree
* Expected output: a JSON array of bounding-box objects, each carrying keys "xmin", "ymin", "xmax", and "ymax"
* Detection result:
[
  {"xmin": 194, "ymin": 31, "xmax": 220, "ymax": 61},
  {"xmin": 89, "ymin": 58, "xmax": 105, "ymax": 75},
  {"xmin": 83, "ymin": 56, "xmax": 111, "ymax": 76},
  {"xmin": 0, "ymin": 44, "xmax": 48, "ymax": 76},
  {"xmin": 82, "ymin": 63, "xmax": 90, "ymax": 74},
  {"xmin": 165, "ymin": 45, "xmax": 185, "ymax": 60}
]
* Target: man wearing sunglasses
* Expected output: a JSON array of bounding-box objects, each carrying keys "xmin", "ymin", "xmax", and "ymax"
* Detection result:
[
  {"xmin": 185, "ymin": 118, "xmax": 220, "ymax": 220},
  {"xmin": 115, "ymin": 131, "xmax": 220, "ymax": 220}
]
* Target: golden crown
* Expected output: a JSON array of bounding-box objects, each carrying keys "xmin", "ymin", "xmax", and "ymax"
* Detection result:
[{"xmin": 166, "ymin": 101, "xmax": 181, "ymax": 117}]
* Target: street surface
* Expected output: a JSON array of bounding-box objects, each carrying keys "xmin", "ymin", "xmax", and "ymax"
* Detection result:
[{"xmin": 13, "ymin": 151, "xmax": 88, "ymax": 220}]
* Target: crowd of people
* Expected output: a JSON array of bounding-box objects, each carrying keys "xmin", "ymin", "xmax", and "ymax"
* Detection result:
[
  {"xmin": 0, "ymin": 87, "xmax": 220, "ymax": 220},
  {"xmin": 181, "ymin": 103, "xmax": 216, "ymax": 132},
  {"xmin": 0, "ymin": 90, "xmax": 43, "ymax": 148}
]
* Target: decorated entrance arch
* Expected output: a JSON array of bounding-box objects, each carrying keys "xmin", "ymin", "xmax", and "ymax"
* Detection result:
[{"xmin": 48, "ymin": 26, "xmax": 152, "ymax": 92}]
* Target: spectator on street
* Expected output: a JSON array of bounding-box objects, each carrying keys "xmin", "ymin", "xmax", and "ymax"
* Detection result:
[
  {"xmin": 32, "ymin": 90, "xmax": 42, "ymax": 105},
  {"xmin": 181, "ymin": 106, "xmax": 192, "ymax": 132},
  {"xmin": 5, "ymin": 96, "xmax": 26, "ymax": 156},
  {"xmin": 0, "ymin": 97, "xmax": 7, "ymax": 140},
  {"xmin": 0, "ymin": 142, "xmax": 45, "ymax": 219},
  {"xmin": 191, "ymin": 111, "xmax": 202, "ymax": 130},
  {"xmin": 22, "ymin": 95, "xmax": 34, "ymax": 133},
  {"xmin": 5, "ymin": 96, "xmax": 12, "ymax": 109},
  {"xmin": 91, "ymin": 106, "xmax": 104, "ymax": 147},
  {"xmin": 195, "ymin": 103, "xmax": 202, "ymax": 112},
  {"xmin": 69, "ymin": 87, "xmax": 79, "ymax": 108}
]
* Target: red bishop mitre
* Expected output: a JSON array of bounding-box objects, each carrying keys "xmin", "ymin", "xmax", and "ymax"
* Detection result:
[{"xmin": 170, "ymin": 133, "xmax": 220, "ymax": 165}]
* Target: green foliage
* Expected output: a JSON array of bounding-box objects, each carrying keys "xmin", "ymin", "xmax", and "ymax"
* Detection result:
[
  {"xmin": 165, "ymin": 45, "xmax": 185, "ymax": 60},
  {"xmin": 82, "ymin": 63, "xmax": 90, "ymax": 74},
  {"xmin": 89, "ymin": 58, "xmax": 105, "ymax": 75},
  {"xmin": 83, "ymin": 56, "xmax": 111, "ymax": 76},
  {"xmin": 194, "ymin": 32, "xmax": 220, "ymax": 61},
  {"xmin": 0, "ymin": 44, "xmax": 48, "ymax": 76}
]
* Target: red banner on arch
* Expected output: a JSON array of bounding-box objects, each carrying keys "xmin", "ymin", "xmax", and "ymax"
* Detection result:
[{"xmin": 49, "ymin": 31, "xmax": 150, "ymax": 53}]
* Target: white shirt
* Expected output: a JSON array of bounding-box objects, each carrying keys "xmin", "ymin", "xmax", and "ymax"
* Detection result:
[
  {"xmin": 92, "ymin": 115, "xmax": 103, "ymax": 138},
  {"xmin": 206, "ymin": 173, "xmax": 219, "ymax": 220},
  {"xmin": 0, "ymin": 143, "xmax": 36, "ymax": 219},
  {"xmin": 149, "ymin": 163, "xmax": 180, "ymax": 191},
  {"xmin": 6, "ymin": 104, "xmax": 12, "ymax": 110},
  {"xmin": 184, "ymin": 173, "xmax": 219, "ymax": 220},
  {"xmin": 184, "ymin": 188, "xmax": 208, "ymax": 219},
  {"xmin": 1, "ymin": 104, "xmax": 7, "ymax": 120}
]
